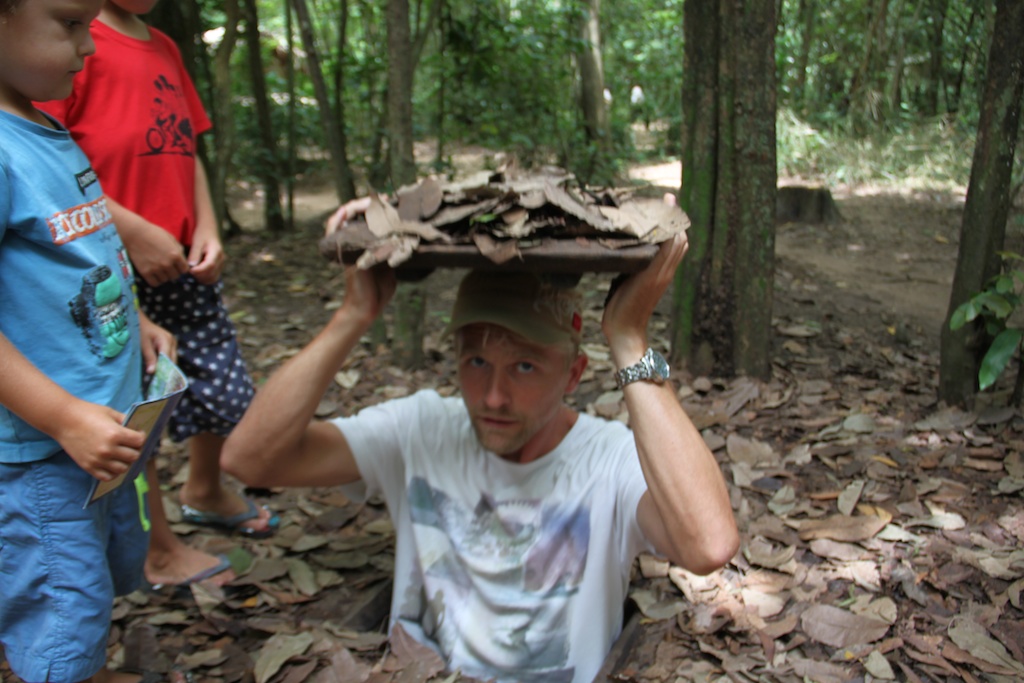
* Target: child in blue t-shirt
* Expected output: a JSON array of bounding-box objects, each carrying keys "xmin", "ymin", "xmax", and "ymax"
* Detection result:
[
  {"xmin": 39, "ymin": 0, "xmax": 279, "ymax": 591},
  {"xmin": 0, "ymin": 0, "xmax": 176, "ymax": 680}
]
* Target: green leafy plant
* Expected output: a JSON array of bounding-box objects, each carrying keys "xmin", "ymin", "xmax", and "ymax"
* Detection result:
[{"xmin": 949, "ymin": 252, "xmax": 1024, "ymax": 392}]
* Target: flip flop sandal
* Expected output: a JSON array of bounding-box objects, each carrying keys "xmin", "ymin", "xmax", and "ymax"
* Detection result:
[
  {"xmin": 180, "ymin": 498, "xmax": 280, "ymax": 538},
  {"xmin": 147, "ymin": 553, "xmax": 233, "ymax": 592}
]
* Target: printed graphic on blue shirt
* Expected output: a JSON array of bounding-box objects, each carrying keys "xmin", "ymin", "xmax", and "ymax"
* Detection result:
[
  {"xmin": 142, "ymin": 74, "xmax": 195, "ymax": 157},
  {"xmin": 68, "ymin": 246, "xmax": 134, "ymax": 360},
  {"xmin": 403, "ymin": 476, "xmax": 588, "ymax": 680}
]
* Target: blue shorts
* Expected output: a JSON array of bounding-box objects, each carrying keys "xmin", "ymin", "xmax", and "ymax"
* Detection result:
[
  {"xmin": 0, "ymin": 452, "xmax": 149, "ymax": 683},
  {"xmin": 137, "ymin": 274, "xmax": 254, "ymax": 440}
]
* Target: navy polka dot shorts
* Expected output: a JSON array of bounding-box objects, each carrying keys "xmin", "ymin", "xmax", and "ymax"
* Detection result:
[{"xmin": 136, "ymin": 274, "xmax": 254, "ymax": 442}]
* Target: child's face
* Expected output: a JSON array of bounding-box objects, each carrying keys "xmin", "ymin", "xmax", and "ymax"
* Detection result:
[{"xmin": 0, "ymin": 0, "xmax": 103, "ymax": 115}]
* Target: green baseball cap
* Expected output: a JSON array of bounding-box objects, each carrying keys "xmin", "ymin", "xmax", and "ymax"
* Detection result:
[{"xmin": 446, "ymin": 270, "xmax": 583, "ymax": 345}]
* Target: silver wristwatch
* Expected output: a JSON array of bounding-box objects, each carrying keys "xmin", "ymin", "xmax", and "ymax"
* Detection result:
[{"xmin": 615, "ymin": 347, "xmax": 670, "ymax": 388}]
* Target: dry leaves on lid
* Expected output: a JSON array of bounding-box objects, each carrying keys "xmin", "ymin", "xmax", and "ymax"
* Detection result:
[{"xmin": 319, "ymin": 166, "xmax": 689, "ymax": 271}]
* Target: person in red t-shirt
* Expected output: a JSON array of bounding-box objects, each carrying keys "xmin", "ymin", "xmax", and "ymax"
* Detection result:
[{"xmin": 39, "ymin": 0, "xmax": 279, "ymax": 590}]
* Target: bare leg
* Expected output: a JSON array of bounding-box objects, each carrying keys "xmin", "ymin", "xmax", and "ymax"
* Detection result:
[
  {"xmin": 177, "ymin": 432, "xmax": 275, "ymax": 534},
  {"xmin": 143, "ymin": 459, "xmax": 234, "ymax": 587}
]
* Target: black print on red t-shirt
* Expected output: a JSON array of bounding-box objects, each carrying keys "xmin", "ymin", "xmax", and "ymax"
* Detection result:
[{"xmin": 141, "ymin": 74, "xmax": 195, "ymax": 157}]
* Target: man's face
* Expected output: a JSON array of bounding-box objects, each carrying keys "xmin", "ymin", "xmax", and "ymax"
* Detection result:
[
  {"xmin": 457, "ymin": 325, "xmax": 587, "ymax": 463},
  {"xmin": 0, "ymin": 0, "xmax": 102, "ymax": 114}
]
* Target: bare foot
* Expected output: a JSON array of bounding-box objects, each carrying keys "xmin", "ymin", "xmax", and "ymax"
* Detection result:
[{"xmin": 145, "ymin": 540, "xmax": 234, "ymax": 588}]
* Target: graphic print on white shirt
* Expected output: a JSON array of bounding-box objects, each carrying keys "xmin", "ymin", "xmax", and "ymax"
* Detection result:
[{"xmin": 403, "ymin": 476, "xmax": 588, "ymax": 681}]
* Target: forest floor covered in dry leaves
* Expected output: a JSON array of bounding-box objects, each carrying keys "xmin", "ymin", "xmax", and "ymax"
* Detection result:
[{"xmin": 5, "ymin": 154, "xmax": 1024, "ymax": 683}]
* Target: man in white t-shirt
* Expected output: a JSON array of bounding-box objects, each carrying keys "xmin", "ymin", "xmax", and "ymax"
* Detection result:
[{"xmin": 223, "ymin": 230, "xmax": 738, "ymax": 683}]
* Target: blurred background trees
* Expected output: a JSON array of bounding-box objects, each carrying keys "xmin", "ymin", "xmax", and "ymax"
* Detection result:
[{"xmin": 150, "ymin": 0, "xmax": 1001, "ymax": 209}]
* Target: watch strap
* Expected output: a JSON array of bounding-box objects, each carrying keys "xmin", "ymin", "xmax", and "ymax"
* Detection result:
[{"xmin": 615, "ymin": 347, "xmax": 668, "ymax": 388}]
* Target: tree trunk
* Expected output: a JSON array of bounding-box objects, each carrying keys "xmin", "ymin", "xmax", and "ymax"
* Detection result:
[
  {"xmin": 888, "ymin": 0, "xmax": 917, "ymax": 113},
  {"xmin": 207, "ymin": 0, "xmax": 240, "ymax": 237},
  {"xmin": 576, "ymin": 0, "xmax": 614, "ymax": 184},
  {"xmin": 577, "ymin": 0, "xmax": 610, "ymax": 172},
  {"xmin": 292, "ymin": 0, "xmax": 356, "ymax": 202},
  {"xmin": 939, "ymin": 0, "xmax": 1024, "ymax": 407},
  {"xmin": 671, "ymin": 0, "xmax": 777, "ymax": 380},
  {"xmin": 950, "ymin": 1, "xmax": 980, "ymax": 114},
  {"xmin": 387, "ymin": 0, "xmax": 417, "ymax": 189},
  {"xmin": 672, "ymin": 0, "xmax": 718, "ymax": 373},
  {"xmin": 241, "ymin": 0, "xmax": 285, "ymax": 232},
  {"xmin": 793, "ymin": 0, "xmax": 815, "ymax": 112},
  {"xmin": 332, "ymin": 1, "xmax": 347, "ymax": 119},
  {"xmin": 284, "ymin": 0, "xmax": 296, "ymax": 228},
  {"xmin": 331, "ymin": 0, "xmax": 358, "ymax": 206},
  {"xmin": 731, "ymin": 0, "xmax": 777, "ymax": 378},
  {"xmin": 925, "ymin": 0, "xmax": 948, "ymax": 116},
  {"xmin": 410, "ymin": 0, "xmax": 442, "ymax": 70},
  {"xmin": 847, "ymin": 0, "xmax": 889, "ymax": 123},
  {"xmin": 434, "ymin": 0, "xmax": 448, "ymax": 169},
  {"xmin": 387, "ymin": 0, "xmax": 425, "ymax": 369}
]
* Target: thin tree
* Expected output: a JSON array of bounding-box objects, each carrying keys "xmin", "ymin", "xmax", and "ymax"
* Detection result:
[
  {"xmin": 925, "ymin": 0, "xmax": 948, "ymax": 116},
  {"xmin": 939, "ymin": 0, "xmax": 1024, "ymax": 407},
  {"xmin": 671, "ymin": 0, "xmax": 777, "ymax": 380},
  {"xmin": 292, "ymin": 0, "xmax": 356, "ymax": 202},
  {"xmin": 387, "ymin": 0, "xmax": 417, "ymax": 188},
  {"xmin": 207, "ymin": 0, "xmax": 241, "ymax": 236},
  {"xmin": 241, "ymin": 0, "xmax": 285, "ymax": 232},
  {"xmin": 285, "ymin": 0, "xmax": 296, "ymax": 227},
  {"xmin": 846, "ymin": 0, "xmax": 890, "ymax": 124},
  {"xmin": 792, "ymin": 0, "xmax": 815, "ymax": 113},
  {"xmin": 948, "ymin": 0, "xmax": 982, "ymax": 114},
  {"xmin": 577, "ymin": 0, "xmax": 611, "ymax": 182},
  {"xmin": 387, "ymin": 0, "xmax": 425, "ymax": 369}
]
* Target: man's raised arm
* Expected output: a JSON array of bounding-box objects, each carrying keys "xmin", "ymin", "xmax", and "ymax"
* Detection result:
[
  {"xmin": 602, "ymin": 234, "xmax": 740, "ymax": 574},
  {"xmin": 222, "ymin": 264, "xmax": 396, "ymax": 489}
]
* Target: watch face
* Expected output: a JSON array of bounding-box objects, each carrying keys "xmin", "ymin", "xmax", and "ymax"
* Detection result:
[{"xmin": 649, "ymin": 349, "xmax": 670, "ymax": 380}]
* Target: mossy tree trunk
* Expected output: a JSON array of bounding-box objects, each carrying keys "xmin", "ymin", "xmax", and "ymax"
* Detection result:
[
  {"xmin": 670, "ymin": 0, "xmax": 777, "ymax": 381},
  {"xmin": 939, "ymin": 0, "xmax": 1024, "ymax": 407}
]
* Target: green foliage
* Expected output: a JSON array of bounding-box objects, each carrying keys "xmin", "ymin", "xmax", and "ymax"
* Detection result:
[
  {"xmin": 168, "ymin": 0, "xmax": 996, "ymax": 209},
  {"xmin": 777, "ymin": 0, "xmax": 991, "ymax": 131},
  {"xmin": 950, "ymin": 253, "xmax": 1024, "ymax": 391},
  {"xmin": 409, "ymin": 0, "xmax": 681, "ymax": 179},
  {"xmin": 777, "ymin": 108, "xmax": 975, "ymax": 189},
  {"xmin": 414, "ymin": 1, "xmax": 582, "ymax": 167}
]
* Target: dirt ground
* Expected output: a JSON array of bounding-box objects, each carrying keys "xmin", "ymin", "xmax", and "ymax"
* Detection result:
[{"xmin": 6, "ymin": 156, "xmax": 1024, "ymax": 683}]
